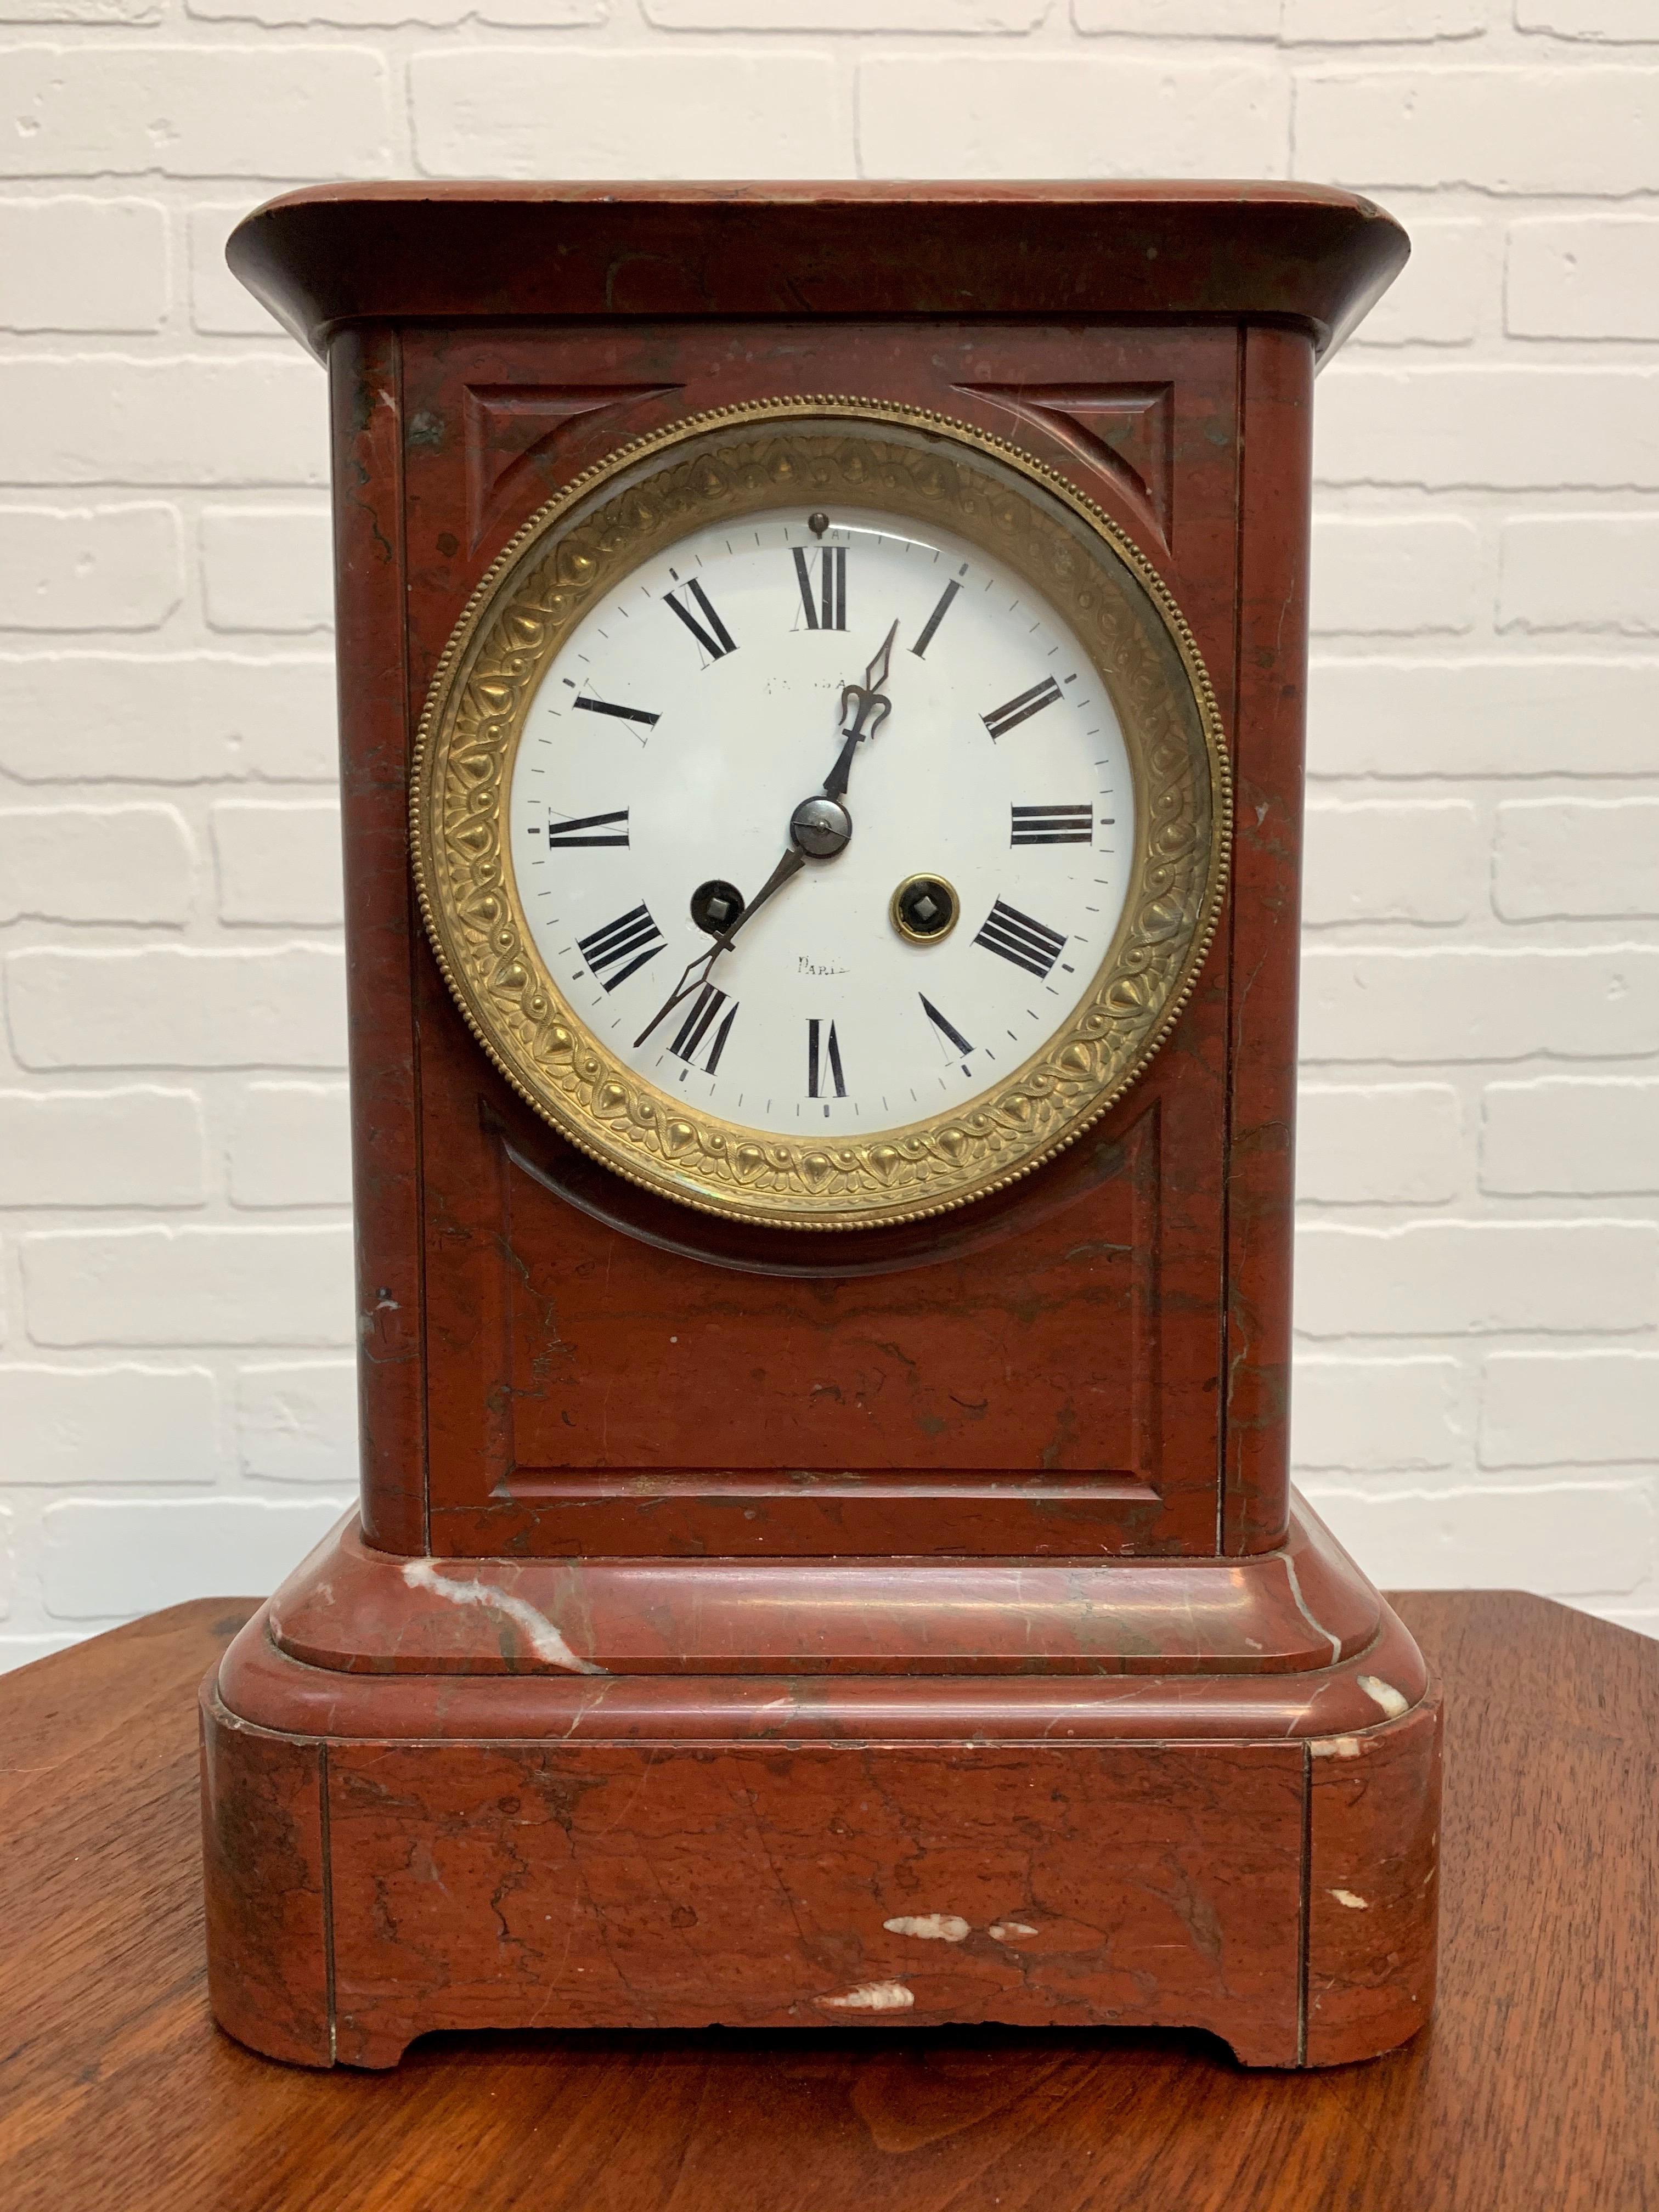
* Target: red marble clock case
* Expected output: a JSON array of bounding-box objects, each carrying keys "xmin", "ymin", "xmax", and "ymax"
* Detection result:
[{"xmin": 200, "ymin": 185, "xmax": 1441, "ymax": 2071}]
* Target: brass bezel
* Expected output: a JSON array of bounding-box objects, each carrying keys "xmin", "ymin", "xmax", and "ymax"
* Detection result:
[{"xmin": 411, "ymin": 398, "xmax": 1232, "ymax": 1231}]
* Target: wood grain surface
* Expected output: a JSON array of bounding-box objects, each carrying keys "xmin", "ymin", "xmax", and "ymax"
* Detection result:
[{"xmin": 4, "ymin": 1591, "xmax": 1652, "ymax": 2211}]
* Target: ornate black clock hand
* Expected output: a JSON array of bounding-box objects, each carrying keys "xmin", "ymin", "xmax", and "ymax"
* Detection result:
[
  {"xmin": 631, "ymin": 630, "xmax": 894, "ymax": 1054},
  {"xmin": 821, "ymin": 618, "xmax": 898, "ymax": 805},
  {"xmin": 632, "ymin": 845, "xmax": 806, "ymax": 1048}
]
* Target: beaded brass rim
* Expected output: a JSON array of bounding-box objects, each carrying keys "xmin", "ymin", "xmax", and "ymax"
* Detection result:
[{"xmin": 411, "ymin": 397, "xmax": 1232, "ymax": 1230}]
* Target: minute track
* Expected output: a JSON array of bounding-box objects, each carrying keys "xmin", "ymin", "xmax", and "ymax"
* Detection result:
[
  {"xmin": 534, "ymin": 517, "xmax": 1113, "ymax": 1123},
  {"xmin": 484, "ymin": 465, "xmax": 1179, "ymax": 1180}
]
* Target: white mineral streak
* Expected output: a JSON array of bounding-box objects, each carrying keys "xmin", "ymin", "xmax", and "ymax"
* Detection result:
[
  {"xmin": 1310, "ymin": 1736, "xmax": 1362, "ymax": 1759},
  {"xmin": 1282, "ymin": 1555, "xmax": 1342, "ymax": 1667},
  {"xmin": 402, "ymin": 1559, "xmax": 607, "ymax": 1675},
  {"xmin": 883, "ymin": 1914, "xmax": 970, "ymax": 1943},
  {"xmin": 989, "ymin": 1922, "xmax": 1039, "ymax": 1942},
  {"xmin": 1357, "ymin": 1674, "xmax": 1409, "ymax": 1720},
  {"xmin": 817, "ymin": 1982, "xmax": 915, "ymax": 2012},
  {"xmin": 1330, "ymin": 1891, "xmax": 1370, "ymax": 1911}
]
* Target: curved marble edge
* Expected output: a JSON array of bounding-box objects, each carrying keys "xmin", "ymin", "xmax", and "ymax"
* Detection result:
[
  {"xmin": 226, "ymin": 182, "xmax": 1408, "ymax": 366},
  {"xmin": 218, "ymin": 1601, "xmax": 1427, "ymax": 1746},
  {"xmin": 267, "ymin": 1499, "xmax": 1381, "ymax": 1681},
  {"xmin": 220, "ymin": 1496, "xmax": 1427, "ymax": 1743}
]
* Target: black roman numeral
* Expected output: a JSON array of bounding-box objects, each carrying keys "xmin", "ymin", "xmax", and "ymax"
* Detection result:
[
  {"xmin": 920, "ymin": 995, "xmax": 973, "ymax": 1057},
  {"xmin": 573, "ymin": 695, "xmax": 658, "ymax": 729},
  {"xmin": 670, "ymin": 983, "xmax": 738, "ymax": 1073},
  {"xmin": 664, "ymin": 577, "xmax": 736, "ymax": 662},
  {"xmin": 974, "ymin": 898, "xmax": 1067, "ymax": 979},
  {"xmin": 577, "ymin": 902, "xmax": 664, "ymax": 990},
  {"xmin": 806, "ymin": 1018, "xmax": 847, "ymax": 1099},
  {"xmin": 911, "ymin": 574, "xmax": 962, "ymax": 659},
  {"xmin": 984, "ymin": 676, "xmax": 1063, "ymax": 740},
  {"xmin": 792, "ymin": 545, "xmax": 847, "ymax": 630},
  {"xmin": 1011, "ymin": 803, "xmax": 1093, "ymax": 846},
  {"xmin": 545, "ymin": 808, "xmax": 629, "ymax": 849}
]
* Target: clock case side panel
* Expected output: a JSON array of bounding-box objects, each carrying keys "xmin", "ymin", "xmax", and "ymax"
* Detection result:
[
  {"xmin": 391, "ymin": 320, "xmax": 1251, "ymax": 1561},
  {"xmin": 1222, "ymin": 328, "xmax": 1313, "ymax": 1557},
  {"xmin": 331, "ymin": 326, "xmax": 427, "ymax": 1555}
]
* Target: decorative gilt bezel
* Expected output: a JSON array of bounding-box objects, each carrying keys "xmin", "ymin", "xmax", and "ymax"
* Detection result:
[{"xmin": 411, "ymin": 397, "xmax": 1231, "ymax": 1231}]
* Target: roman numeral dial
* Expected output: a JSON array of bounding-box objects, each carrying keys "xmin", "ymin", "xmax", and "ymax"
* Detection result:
[
  {"xmin": 545, "ymin": 808, "xmax": 629, "ymax": 849},
  {"xmin": 664, "ymin": 577, "xmax": 736, "ymax": 662},
  {"xmin": 671, "ymin": 984, "xmax": 738, "ymax": 1074},
  {"xmin": 1011, "ymin": 803, "xmax": 1093, "ymax": 846},
  {"xmin": 507, "ymin": 501, "xmax": 1141, "ymax": 1154},
  {"xmin": 573, "ymin": 695, "xmax": 658, "ymax": 730},
  {"xmin": 911, "ymin": 575, "xmax": 963, "ymax": 659},
  {"xmin": 974, "ymin": 898, "xmax": 1068, "ymax": 979},
  {"xmin": 793, "ymin": 545, "xmax": 847, "ymax": 631},
  {"xmin": 921, "ymin": 996, "xmax": 973, "ymax": 1058},
  {"xmin": 984, "ymin": 676, "xmax": 1063, "ymax": 740},
  {"xmin": 578, "ymin": 902, "xmax": 664, "ymax": 990},
  {"xmin": 807, "ymin": 1018, "xmax": 847, "ymax": 1099}
]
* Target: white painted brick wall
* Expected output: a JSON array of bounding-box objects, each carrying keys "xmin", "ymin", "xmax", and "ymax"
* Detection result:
[
  {"xmin": 6, "ymin": 943, "xmax": 347, "ymax": 1066},
  {"xmin": 1492, "ymin": 798, "xmax": 1659, "ymax": 920},
  {"xmin": 0, "ymin": 504, "xmax": 182, "ymax": 629},
  {"xmin": 0, "ymin": 1086, "xmax": 205, "ymax": 1205},
  {"xmin": 1481, "ymin": 1079, "xmax": 1659, "ymax": 1196},
  {"xmin": 1301, "ymin": 799, "xmax": 1483, "ymax": 923},
  {"xmin": 1480, "ymin": 1349, "xmax": 1659, "ymax": 1468},
  {"xmin": 1296, "ymin": 1084, "xmax": 1463, "ymax": 1204},
  {"xmin": 1301, "ymin": 946, "xmax": 1659, "ymax": 1063},
  {"xmin": 0, "ymin": 1364, "xmax": 218, "ymax": 1485},
  {"xmin": 2, "ymin": 2, "xmax": 1656, "ymax": 1669},
  {"xmin": 20, "ymin": 1223, "xmax": 357, "ymax": 1345},
  {"xmin": 1294, "ymin": 65, "xmax": 1659, "ymax": 195},
  {"xmin": 0, "ymin": 198, "xmax": 169, "ymax": 334},
  {"xmin": 212, "ymin": 799, "xmax": 343, "ymax": 925},
  {"xmin": 0, "ymin": 803, "xmax": 195, "ymax": 924},
  {"xmin": 0, "ymin": 654, "xmax": 338, "ymax": 781},
  {"xmin": 235, "ymin": 1358, "xmax": 357, "ymax": 1482},
  {"xmin": 226, "ymin": 1081, "xmax": 351, "ymax": 1206},
  {"xmin": 1290, "ymin": 1356, "xmax": 1463, "ymax": 1472},
  {"xmin": 1308, "ymin": 514, "xmax": 1482, "ymax": 635},
  {"xmin": 1295, "ymin": 1218, "xmax": 1659, "ymax": 1338},
  {"xmin": 1506, "ymin": 217, "xmax": 1659, "ymax": 343},
  {"xmin": 201, "ymin": 505, "xmax": 335, "ymax": 633},
  {"xmin": 1498, "ymin": 514, "xmax": 1659, "ymax": 635}
]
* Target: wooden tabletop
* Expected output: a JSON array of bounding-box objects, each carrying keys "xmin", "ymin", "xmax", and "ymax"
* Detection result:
[{"xmin": 3, "ymin": 1592, "xmax": 1654, "ymax": 2212}]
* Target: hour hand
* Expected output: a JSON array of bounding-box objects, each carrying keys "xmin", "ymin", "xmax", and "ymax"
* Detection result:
[
  {"xmin": 631, "ymin": 847, "xmax": 805, "ymax": 1049},
  {"xmin": 632, "ymin": 943, "xmax": 719, "ymax": 1052}
]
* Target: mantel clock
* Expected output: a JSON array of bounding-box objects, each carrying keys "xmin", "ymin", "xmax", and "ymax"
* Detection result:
[{"xmin": 201, "ymin": 183, "xmax": 1441, "ymax": 2070}]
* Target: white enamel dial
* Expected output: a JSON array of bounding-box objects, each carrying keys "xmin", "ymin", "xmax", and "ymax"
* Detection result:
[{"xmin": 505, "ymin": 506, "xmax": 1136, "ymax": 1143}]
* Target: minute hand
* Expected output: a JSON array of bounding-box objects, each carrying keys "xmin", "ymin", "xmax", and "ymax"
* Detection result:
[
  {"xmin": 631, "ymin": 845, "xmax": 805, "ymax": 1050},
  {"xmin": 821, "ymin": 617, "xmax": 898, "ymax": 805}
]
